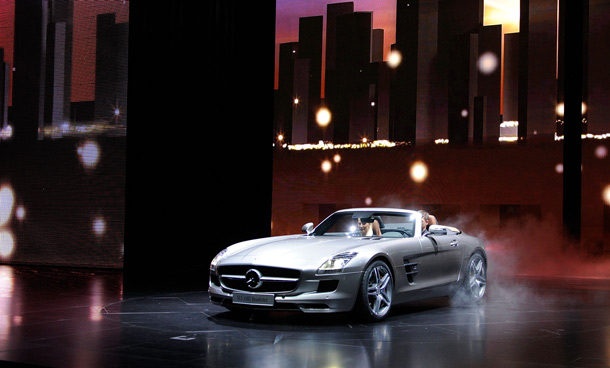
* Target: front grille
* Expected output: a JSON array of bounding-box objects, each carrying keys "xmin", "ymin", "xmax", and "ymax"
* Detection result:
[{"xmin": 218, "ymin": 265, "xmax": 300, "ymax": 293}]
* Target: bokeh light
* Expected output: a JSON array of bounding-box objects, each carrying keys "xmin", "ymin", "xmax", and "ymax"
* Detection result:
[
  {"xmin": 603, "ymin": 185, "xmax": 610, "ymax": 206},
  {"xmin": 93, "ymin": 216, "xmax": 106, "ymax": 236},
  {"xmin": 0, "ymin": 185, "xmax": 15, "ymax": 227},
  {"xmin": 364, "ymin": 197, "xmax": 373, "ymax": 206},
  {"xmin": 15, "ymin": 206, "xmax": 25, "ymax": 221},
  {"xmin": 556, "ymin": 103, "xmax": 564, "ymax": 117},
  {"xmin": 555, "ymin": 163, "xmax": 564, "ymax": 174},
  {"xmin": 478, "ymin": 51, "xmax": 499, "ymax": 75},
  {"xmin": 595, "ymin": 145, "xmax": 608, "ymax": 159},
  {"xmin": 410, "ymin": 161, "xmax": 429, "ymax": 183},
  {"xmin": 321, "ymin": 159, "xmax": 332, "ymax": 173},
  {"xmin": 387, "ymin": 50, "xmax": 402, "ymax": 68},
  {"xmin": 333, "ymin": 153, "xmax": 341, "ymax": 163},
  {"xmin": 316, "ymin": 107, "xmax": 332, "ymax": 127},
  {"xmin": 555, "ymin": 102, "xmax": 587, "ymax": 117},
  {"xmin": 0, "ymin": 230, "xmax": 14, "ymax": 258},
  {"xmin": 77, "ymin": 140, "xmax": 101, "ymax": 169}
]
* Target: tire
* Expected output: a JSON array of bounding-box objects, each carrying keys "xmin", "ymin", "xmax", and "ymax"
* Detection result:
[
  {"xmin": 355, "ymin": 260, "xmax": 393, "ymax": 322},
  {"xmin": 453, "ymin": 252, "xmax": 487, "ymax": 305}
]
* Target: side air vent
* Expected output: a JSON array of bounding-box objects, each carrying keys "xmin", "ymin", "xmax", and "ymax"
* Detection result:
[{"xmin": 403, "ymin": 258, "xmax": 419, "ymax": 285}]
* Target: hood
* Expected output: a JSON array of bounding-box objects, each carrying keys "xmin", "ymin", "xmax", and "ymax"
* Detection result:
[{"xmin": 219, "ymin": 235, "xmax": 381, "ymax": 269}]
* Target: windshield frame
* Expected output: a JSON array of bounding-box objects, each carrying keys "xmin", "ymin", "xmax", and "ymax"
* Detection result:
[{"xmin": 312, "ymin": 209, "xmax": 421, "ymax": 238}]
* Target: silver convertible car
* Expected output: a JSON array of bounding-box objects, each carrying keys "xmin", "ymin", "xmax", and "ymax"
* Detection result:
[{"xmin": 209, "ymin": 208, "xmax": 487, "ymax": 321}]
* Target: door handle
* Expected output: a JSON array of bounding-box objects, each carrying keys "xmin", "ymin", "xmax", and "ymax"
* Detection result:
[{"xmin": 450, "ymin": 240, "xmax": 459, "ymax": 247}]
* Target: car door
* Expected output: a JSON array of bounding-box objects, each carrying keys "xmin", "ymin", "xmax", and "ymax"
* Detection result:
[
  {"xmin": 390, "ymin": 237, "xmax": 427, "ymax": 295},
  {"xmin": 416, "ymin": 228, "xmax": 465, "ymax": 287}
]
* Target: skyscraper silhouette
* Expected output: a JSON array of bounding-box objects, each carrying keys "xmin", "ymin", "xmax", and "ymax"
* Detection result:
[{"xmin": 12, "ymin": 0, "xmax": 49, "ymax": 141}]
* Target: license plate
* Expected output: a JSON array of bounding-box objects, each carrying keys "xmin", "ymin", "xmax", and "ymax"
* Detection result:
[{"xmin": 233, "ymin": 292, "xmax": 275, "ymax": 306}]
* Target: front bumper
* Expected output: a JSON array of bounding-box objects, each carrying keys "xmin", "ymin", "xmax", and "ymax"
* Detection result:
[{"xmin": 208, "ymin": 270, "xmax": 363, "ymax": 313}]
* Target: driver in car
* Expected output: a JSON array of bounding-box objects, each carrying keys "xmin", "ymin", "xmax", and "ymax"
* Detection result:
[
  {"xmin": 419, "ymin": 210, "xmax": 438, "ymax": 236},
  {"xmin": 357, "ymin": 218, "xmax": 382, "ymax": 236}
]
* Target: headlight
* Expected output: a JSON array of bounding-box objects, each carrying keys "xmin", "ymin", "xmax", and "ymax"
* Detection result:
[
  {"xmin": 210, "ymin": 248, "xmax": 227, "ymax": 273},
  {"xmin": 317, "ymin": 252, "xmax": 358, "ymax": 274}
]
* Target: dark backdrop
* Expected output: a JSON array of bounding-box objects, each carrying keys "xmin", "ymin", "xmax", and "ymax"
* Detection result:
[{"xmin": 124, "ymin": 1, "xmax": 275, "ymax": 291}]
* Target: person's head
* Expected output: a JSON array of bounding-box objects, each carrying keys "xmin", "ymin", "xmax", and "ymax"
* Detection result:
[
  {"xmin": 357, "ymin": 218, "xmax": 372, "ymax": 235},
  {"xmin": 418, "ymin": 210, "xmax": 430, "ymax": 230}
]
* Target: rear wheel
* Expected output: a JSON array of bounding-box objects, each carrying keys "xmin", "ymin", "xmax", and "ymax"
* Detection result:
[
  {"xmin": 355, "ymin": 260, "xmax": 393, "ymax": 321},
  {"xmin": 453, "ymin": 252, "xmax": 487, "ymax": 305}
]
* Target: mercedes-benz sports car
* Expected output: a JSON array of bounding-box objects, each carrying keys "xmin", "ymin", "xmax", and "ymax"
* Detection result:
[{"xmin": 209, "ymin": 208, "xmax": 487, "ymax": 321}]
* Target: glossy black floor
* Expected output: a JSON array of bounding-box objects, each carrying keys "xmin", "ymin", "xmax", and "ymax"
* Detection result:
[{"xmin": 1, "ymin": 265, "xmax": 610, "ymax": 368}]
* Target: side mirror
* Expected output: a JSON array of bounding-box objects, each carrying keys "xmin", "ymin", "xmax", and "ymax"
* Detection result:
[
  {"xmin": 428, "ymin": 225, "xmax": 447, "ymax": 236},
  {"xmin": 302, "ymin": 222, "xmax": 314, "ymax": 235},
  {"xmin": 428, "ymin": 225, "xmax": 462, "ymax": 236}
]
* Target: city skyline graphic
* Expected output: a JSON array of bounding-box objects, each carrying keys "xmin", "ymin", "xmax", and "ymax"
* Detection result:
[
  {"xmin": 0, "ymin": 0, "xmax": 129, "ymax": 269},
  {"xmin": 0, "ymin": 0, "xmax": 129, "ymax": 141},
  {"xmin": 0, "ymin": 0, "xmax": 128, "ymax": 104},
  {"xmin": 275, "ymin": 0, "xmax": 519, "ymax": 91},
  {"xmin": 273, "ymin": 0, "xmax": 609, "ymax": 147},
  {"xmin": 271, "ymin": 0, "xmax": 609, "ymax": 255}
]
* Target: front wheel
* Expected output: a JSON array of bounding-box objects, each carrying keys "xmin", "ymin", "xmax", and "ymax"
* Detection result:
[
  {"xmin": 453, "ymin": 252, "xmax": 487, "ymax": 305},
  {"xmin": 355, "ymin": 260, "xmax": 393, "ymax": 322}
]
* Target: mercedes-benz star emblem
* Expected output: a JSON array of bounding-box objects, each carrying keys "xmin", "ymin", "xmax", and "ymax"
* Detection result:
[{"xmin": 245, "ymin": 269, "xmax": 263, "ymax": 289}]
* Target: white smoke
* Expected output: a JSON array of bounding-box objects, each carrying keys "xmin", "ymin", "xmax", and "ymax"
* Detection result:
[{"xmin": 445, "ymin": 212, "xmax": 610, "ymax": 307}]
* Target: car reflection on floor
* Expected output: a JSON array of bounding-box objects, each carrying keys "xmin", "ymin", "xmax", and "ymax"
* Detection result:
[{"xmin": 1, "ymin": 265, "xmax": 610, "ymax": 368}]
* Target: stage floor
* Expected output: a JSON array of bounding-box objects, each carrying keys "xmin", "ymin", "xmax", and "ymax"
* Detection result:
[{"xmin": 0, "ymin": 265, "xmax": 609, "ymax": 367}]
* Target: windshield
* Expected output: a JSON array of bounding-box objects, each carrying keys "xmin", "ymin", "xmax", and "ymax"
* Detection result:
[{"xmin": 313, "ymin": 211, "xmax": 418, "ymax": 238}]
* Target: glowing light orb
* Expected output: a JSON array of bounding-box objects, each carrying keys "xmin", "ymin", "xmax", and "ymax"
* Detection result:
[
  {"xmin": 387, "ymin": 50, "xmax": 402, "ymax": 68},
  {"xmin": 410, "ymin": 161, "xmax": 429, "ymax": 183},
  {"xmin": 277, "ymin": 134, "xmax": 284, "ymax": 142},
  {"xmin": 461, "ymin": 109, "xmax": 469, "ymax": 118},
  {"xmin": 93, "ymin": 216, "xmax": 106, "ymax": 236},
  {"xmin": 333, "ymin": 153, "xmax": 341, "ymax": 163},
  {"xmin": 293, "ymin": 98, "xmax": 299, "ymax": 105},
  {"xmin": 555, "ymin": 102, "xmax": 587, "ymax": 117},
  {"xmin": 316, "ymin": 108, "xmax": 332, "ymax": 127},
  {"xmin": 364, "ymin": 197, "xmax": 373, "ymax": 206},
  {"xmin": 478, "ymin": 51, "xmax": 499, "ymax": 75},
  {"xmin": 556, "ymin": 103, "xmax": 564, "ymax": 117},
  {"xmin": 77, "ymin": 140, "xmax": 101, "ymax": 169},
  {"xmin": 595, "ymin": 145, "xmax": 608, "ymax": 159},
  {"xmin": 555, "ymin": 163, "xmax": 564, "ymax": 174},
  {"xmin": 603, "ymin": 185, "xmax": 610, "ymax": 206},
  {"xmin": 321, "ymin": 159, "xmax": 332, "ymax": 173},
  {"xmin": 13, "ymin": 316, "xmax": 22, "ymax": 326},
  {"xmin": 15, "ymin": 206, "xmax": 25, "ymax": 221},
  {"xmin": 0, "ymin": 230, "xmax": 14, "ymax": 258},
  {"xmin": 0, "ymin": 185, "xmax": 15, "ymax": 227}
]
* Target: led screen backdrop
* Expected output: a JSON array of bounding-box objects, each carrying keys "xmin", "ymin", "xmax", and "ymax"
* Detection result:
[
  {"xmin": 271, "ymin": 0, "xmax": 610, "ymax": 261},
  {"xmin": 0, "ymin": 0, "xmax": 128, "ymax": 268}
]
